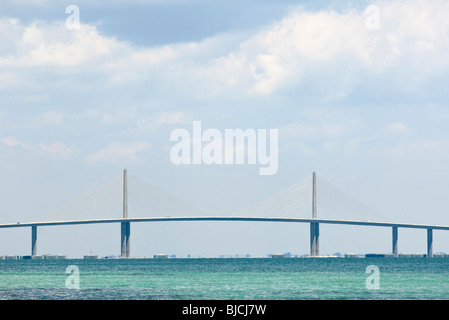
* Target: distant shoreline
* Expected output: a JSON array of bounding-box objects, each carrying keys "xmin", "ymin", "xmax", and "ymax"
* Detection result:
[{"xmin": 2, "ymin": 253, "xmax": 448, "ymax": 260}]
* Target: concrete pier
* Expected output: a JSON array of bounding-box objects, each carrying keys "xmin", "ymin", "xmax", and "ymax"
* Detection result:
[
  {"xmin": 121, "ymin": 221, "xmax": 130, "ymax": 258},
  {"xmin": 427, "ymin": 228, "xmax": 433, "ymax": 258},
  {"xmin": 392, "ymin": 226, "xmax": 398, "ymax": 257},
  {"xmin": 310, "ymin": 222, "xmax": 319, "ymax": 257},
  {"xmin": 31, "ymin": 225, "xmax": 37, "ymax": 256}
]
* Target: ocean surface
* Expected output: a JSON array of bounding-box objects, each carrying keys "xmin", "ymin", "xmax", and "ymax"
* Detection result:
[{"xmin": 1, "ymin": 257, "xmax": 449, "ymax": 300}]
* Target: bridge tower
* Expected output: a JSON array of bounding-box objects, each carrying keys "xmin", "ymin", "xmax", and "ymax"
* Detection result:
[
  {"xmin": 121, "ymin": 169, "xmax": 130, "ymax": 258},
  {"xmin": 310, "ymin": 172, "xmax": 319, "ymax": 257}
]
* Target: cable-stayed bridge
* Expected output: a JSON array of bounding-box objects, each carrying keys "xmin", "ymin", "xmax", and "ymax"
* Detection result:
[{"xmin": 0, "ymin": 170, "xmax": 447, "ymax": 258}]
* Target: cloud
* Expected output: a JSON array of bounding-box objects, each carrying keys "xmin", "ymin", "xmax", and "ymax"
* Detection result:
[
  {"xmin": 277, "ymin": 119, "xmax": 367, "ymax": 158},
  {"xmin": 38, "ymin": 142, "xmax": 78, "ymax": 159},
  {"xmin": 0, "ymin": 21, "xmax": 124, "ymax": 68},
  {"xmin": 1, "ymin": 136, "xmax": 31, "ymax": 149},
  {"xmin": 198, "ymin": 0, "xmax": 449, "ymax": 100},
  {"xmin": 2, "ymin": 0, "xmax": 449, "ymax": 104},
  {"xmin": 382, "ymin": 122, "xmax": 410, "ymax": 135},
  {"xmin": 280, "ymin": 120, "xmax": 361, "ymax": 139},
  {"xmin": 26, "ymin": 111, "xmax": 65, "ymax": 128},
  {"xmin": 3, "ymin": 0, "xmax": 187, "ymax": 5},
  {"xmin": 102, "ymin": 107, "xmax": 137, "ymax": 125},
  {"xmin": 85, "ymin": 141, "xmax": 152, "ymax": 165},
  {"xmin": 136, "ymin": 111, "xmax": 191, "ymax": 131},
  {"xmin": 1, "ymin": 136, "xmax": 78, "ymax": 159},
  {"xmin": 386, "ymin": 139, "xmax": 449, "ymax": 160}
]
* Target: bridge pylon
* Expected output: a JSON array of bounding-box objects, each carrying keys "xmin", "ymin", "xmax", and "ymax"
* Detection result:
[
  {"xmin": 121, "ymin": 169, "xmax": 130, "ymax": 258},
  {"xmin": 310, "ymin": 172, "xmax": 319, "ymax": 257}
]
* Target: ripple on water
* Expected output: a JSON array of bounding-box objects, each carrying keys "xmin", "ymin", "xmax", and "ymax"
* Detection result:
[{"xmin": 2, "ymin": 258, "xmax": 449, "ymax": 300}]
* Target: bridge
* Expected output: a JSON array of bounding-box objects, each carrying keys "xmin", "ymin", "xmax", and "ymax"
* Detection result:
[{"xmin": 0, "ymin": 170, "xmax": 446, "ymax": 258}]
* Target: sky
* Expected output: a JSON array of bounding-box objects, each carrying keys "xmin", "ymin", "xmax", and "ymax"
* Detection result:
[{"xmin": 1, "ymin": 0, "xmax": 449, "ymax": 258}]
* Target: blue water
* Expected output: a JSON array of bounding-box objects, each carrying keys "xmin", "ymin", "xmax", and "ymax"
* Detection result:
[{"xmin": 1, "ymin": 258, "xmax": 449, "ymax": 300}]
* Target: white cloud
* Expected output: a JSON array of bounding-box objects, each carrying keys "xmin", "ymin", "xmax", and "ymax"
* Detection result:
[
  {"xmin": 1, "ymin": 0, "xmax": 449, "ymax": 101},
  {"xmin": 1, "ymin": 136, "xmax": 78, "ymax": 160},
  {"xmin": 85, "ymin": 141, "xmax": 152, "ymax": 165},
  {"xmin": 29, "ymin": 111, "xmax": 65, "ymax": 127},
  {"xmin": 382, "ymin": 122, "xmax": 410, "ymax": 135},
  {"xmin": 4, "ymin": 0, "xmax": 187, "ymax": 5},
  {"xmin": 38, "ymin": 142, "xmax": 78, "ymax": 159},
  {"xmin": 386, "ymin": 139, "xmax": 449, "ymax": 160},
  {"xmin": 199, "ymin": 1, "xmax": 449, "ymax": 98},
  {"xmin": 102, "ymin": 107, "xmax": 137, "ymax": 125},
  {"xmin": 280, "ymin": 120, "xmax": 360, "ymax": 139},
  {"xmin": 0, "ymin": 22, "xmax": 124, "ymax": 68},
  {"xmin": 71, "ymin": 109, "xmax": 102, "ymax": 120},
  {"xmin": 1, "ymin": 136, "xmax": 31, "ymax": 149},
  {"xmin": 136, "ymin": 111, "xmax": 191, "ymax": 131}
]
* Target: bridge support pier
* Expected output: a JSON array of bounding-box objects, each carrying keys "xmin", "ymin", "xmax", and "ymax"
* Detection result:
[
  {"xmin": 427, "ymin": 228, "xmax": 433, "ymax": 258},
  {"xmin": 121, "ymin": 222, "xmax": 130, "ymax": 258},
  {"xmin": 392, "ymin": 227, "xmax": 398, "ymax": 257},
  {"xmin": 310, "ymin": 222, "xmax": 319, "ymax": 257},
  {"xmin": 31, "ymin": 225, "xmax": 37, "ymax": 256}
]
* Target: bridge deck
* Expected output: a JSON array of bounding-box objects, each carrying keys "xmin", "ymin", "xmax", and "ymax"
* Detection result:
[{"xmin": 1, "ymin": 216, "xmax": 449, "ymax": 230}]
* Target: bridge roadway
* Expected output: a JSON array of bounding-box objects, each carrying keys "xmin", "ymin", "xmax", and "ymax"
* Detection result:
[
  {"xmin": 1, "ymin": 216, "xmax": 449, "ymax": 230},
  {"xmin": 1, "ymin": 216, "xmax": 446, "ymax": 258}
]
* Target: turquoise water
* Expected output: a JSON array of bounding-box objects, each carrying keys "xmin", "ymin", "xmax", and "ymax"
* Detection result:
[{"xmin": 1, "ymin": 258, "xmax": 449, "ymax": 300}]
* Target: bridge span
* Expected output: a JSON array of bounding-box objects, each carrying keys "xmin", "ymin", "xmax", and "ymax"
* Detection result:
[
  {"xmin": 3, "ymin": 215, "xmax": 449, "ymax": 230},
  {"xmin": 0, "ymin": 216, "xmax": 446, "ymax": 258},
  {"xmin": 0, "ymin": 170, "xmax": 446, "ymax": 258}
]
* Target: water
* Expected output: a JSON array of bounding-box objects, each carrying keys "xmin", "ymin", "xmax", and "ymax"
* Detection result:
[{"xmin": 1, "ymin": 258, "xmax": 449, "ymax": 300}]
